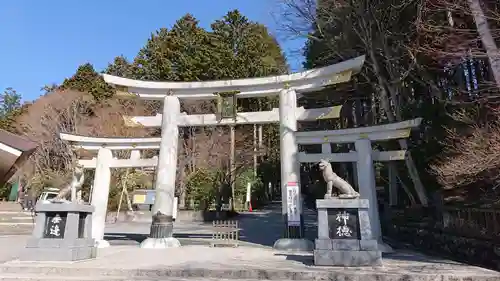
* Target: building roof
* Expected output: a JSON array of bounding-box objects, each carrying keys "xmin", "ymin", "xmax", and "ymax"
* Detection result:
[{"xmin": 0, "ymin": 129, "xmax": 38, "ymax": 186}]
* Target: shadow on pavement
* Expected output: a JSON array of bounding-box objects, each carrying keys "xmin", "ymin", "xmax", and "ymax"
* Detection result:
[
  {"xmin": 274, "ymin": 253, "xmax": 314, "ymax": 266},
  {"xmin": 236, "ymin": 206, "xmax": 318, "ymax": 247},
  {"xmin": 104, "ymin": 203, "xmax": 319, "ymax": 249},
  {"xmin": 105, "ymin": 233, "xmax": 145, "ymax": 244},
  {"xmin": 383, "ymin": 251, "xmax": 462, "ymax": 265},
  {"xmin": 236, "ymin": 212, "xmax": 284, "ymax": 247}
]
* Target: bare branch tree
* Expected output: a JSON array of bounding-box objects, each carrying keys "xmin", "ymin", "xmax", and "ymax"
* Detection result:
[{"xmin": 274, "ymin": 0, "xmax": 430, "ymax": 205}]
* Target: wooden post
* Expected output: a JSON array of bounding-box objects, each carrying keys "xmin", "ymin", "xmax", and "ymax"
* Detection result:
[
  {"xmin": 253, "ymin": 124, "xmax": 258, "ymax": 178},
  {"xmin": 230, "ymin": 125, "xmax": 236, "ymax": 210}
]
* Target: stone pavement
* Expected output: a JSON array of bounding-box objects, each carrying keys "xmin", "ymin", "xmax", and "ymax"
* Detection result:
[
  {"xmin": 0, "ymin": 205, "xmax": 498, "ymax": 280},
  {"xmin": 0, "ymin": 244, "xmax": 499, "ymax": 281}
]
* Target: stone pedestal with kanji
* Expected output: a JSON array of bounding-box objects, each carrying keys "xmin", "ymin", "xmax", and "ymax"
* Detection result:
[
  {"xmin": 314, "ymin": 199, "xmax": 382, "ymax": 266},
  {"xmin": 20, "ymin": 202, "xmax": 96, "ymax": 261}
]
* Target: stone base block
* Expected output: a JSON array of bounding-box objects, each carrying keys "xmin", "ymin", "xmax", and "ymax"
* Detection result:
[
  {"xmin": 140, "ymin": 237, "xmax": 181, "ymax": 249},
  {"xmin": 22, "ymin": 237, "xmax": 96, "ymax": 261},
  {"xmin": 315, "ymin": 238, "xmax": 378, "ymax": 251},
  {"xmin": 273, "ymin": 238, "xmax": 314, "ymax": 252},
  {"xmin": 25, "ymin": 237, "xmax": 94, "ymax": 248},
  {"xmin": 314, "ymin": 249, "xmax": 382, "ymax": 267},
  {"xmin": 20, "ymin": 246, "xmax": 96, "ymax": 261},
  {"xmin": 95, "ymin": 239, "xmax": 110, "ymax": 248}
]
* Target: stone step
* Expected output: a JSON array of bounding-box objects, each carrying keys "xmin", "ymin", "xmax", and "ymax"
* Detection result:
[
  {"xmin": 0, "ymin": 212, "xmax": 34, "ymax": 235},
  {"xmin": 0, "ymin": 227, "xmax": 33, "ymax": 236},
  {"xmin": 0, "ymin": 263, "xmax": 493, "ymax": 281},
  {"xmin": 0, "ymin": 274, "xmax": 249, "ymax": 281},
  {"xmin": 0, "ymin": 211, "xmax": 32, "ymax": 215},
  {"xmin": 0, "ymin": 216, "xmax": 33, "ymax": 222},
  {"xmin": 0, "ymin": 266, "xmax": 322, "ymax": 281},
  {"xmin": 0, "ymin": 203, "xmax": 23, "ymax": 212},
  {"xmin": 0, "ymin": 212, "xmax": 34, "ymax": 229}
]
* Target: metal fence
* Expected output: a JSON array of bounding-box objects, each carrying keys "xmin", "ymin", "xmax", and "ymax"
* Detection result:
[
  {"xmin": 388, "ymin": 206, "xmax": 500, "ymax": 241},
  {"xmin": 441, "ymin": 207, "xmax": 500, "ymax": 240},
  {"xmin": 211, "ymin": 220, "xmax": 239, "ymax": 247}
]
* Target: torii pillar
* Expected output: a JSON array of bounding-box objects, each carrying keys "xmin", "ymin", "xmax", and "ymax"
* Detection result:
[
  {"xmin": 140, "ymin": 95, "xmax": 181, "ymax": 248},
  {"xmin": 273, "ymin": 87, "xmax": 314, "ymax": 251}
]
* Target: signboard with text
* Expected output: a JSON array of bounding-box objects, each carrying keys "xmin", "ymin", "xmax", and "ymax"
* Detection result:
[{"xmin": 286, "ymin": 182, "xmax": 300, "ymax": 226}]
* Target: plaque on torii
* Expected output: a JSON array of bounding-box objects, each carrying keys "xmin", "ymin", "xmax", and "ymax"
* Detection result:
[{"xmin": 216, "ymin": 91, "xmax": 238, "ymax": 121}]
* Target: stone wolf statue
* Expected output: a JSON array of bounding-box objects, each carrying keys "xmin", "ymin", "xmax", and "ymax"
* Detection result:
[
  {"xmin": 55, "ymin": 165, "xmax": 85, "ymax": 202},
  {"xmin": 318, "ymin": 159, "xmax": 360, "ymax": 199}
]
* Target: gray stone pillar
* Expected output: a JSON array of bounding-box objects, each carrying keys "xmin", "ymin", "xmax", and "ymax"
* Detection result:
[
  {"xmin": 321, "ymin": 143, "xmax": 331, "ymax": 154},
  {"xmin": 354, "ymin": 138, "xmax": 392, "ymax": 252},
  {"xmin": 273, "ymin": 88, "xmax": 313, "ymax": 252},
  {"xmin": 350, "ymin": 150, "xmax": 358, "ymax": 187},
  {"xmin": 91, "ymin": 147, "xmax": 112, "ymax": 248},
  {"xmin": 388, "ymin": 163, "xmax": 398, "ymax": 206},
  {"xmin": 140, "ymin": 96, "xmax": 181, "ymax": 248}
]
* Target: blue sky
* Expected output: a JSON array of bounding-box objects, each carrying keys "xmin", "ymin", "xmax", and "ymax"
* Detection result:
[{"xmin": 0, "ymin": 0, "xmax": 305, "ymax": 102}]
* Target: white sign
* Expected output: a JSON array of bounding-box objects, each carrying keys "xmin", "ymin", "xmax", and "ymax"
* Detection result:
[
  {"xmin": 246, "ymin": 182, "xmax": 252, "ymax": 203},
  {"xmin": 286, "ymin": 182, "xmax": 300, "ymax": 226},
  {"xmin": 173, "ymin": 197, "xmax": 178, "ymax": 220}
]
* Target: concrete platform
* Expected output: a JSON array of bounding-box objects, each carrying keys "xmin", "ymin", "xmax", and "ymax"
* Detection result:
[{"xmin": 0, "ymin": 245, "xmax": 499, "ymax": 281}]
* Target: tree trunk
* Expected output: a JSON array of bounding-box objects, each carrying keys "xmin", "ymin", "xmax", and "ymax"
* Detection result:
[
  {"xmin": 124, "ymin": 186, "xmax": 134, "ymax": 212},
  {"xmin": 178, "ymin": 159, "xmax": 187, "ymax": 209},
  {"xmin": 467, "ymin": 0, "xmax": 500, "ymax": 89},
  {"xmin": 368, "ymin": 47, "xmax": 429, "ymax": 206}
]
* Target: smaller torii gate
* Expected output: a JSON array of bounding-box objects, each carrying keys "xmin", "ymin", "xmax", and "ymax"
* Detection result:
[
  {"xmin": 60, "ymin": 134, "xmax": 163, "ymax": 247},
  {"xmin": 295, "ymin": 118, "xmax": 422, "ymax": 252}
]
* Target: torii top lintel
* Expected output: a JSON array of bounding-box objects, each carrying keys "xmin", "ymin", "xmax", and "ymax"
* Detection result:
[{"xmin": 102, "ymin": 56, "xmax": 365, "ymax": 100}]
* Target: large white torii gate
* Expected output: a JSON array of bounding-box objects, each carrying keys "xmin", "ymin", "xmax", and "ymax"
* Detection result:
[
  {"xmin": 60, "ymin": 105, "xmax": 345, "ymax": 248},
  {"xmin": 60, "ymin": 55, "xmax": 366, "ymax": 250},
  {"xmin": 99, "ymin": 55, "xmax": 366, "ymax": 250},
  {"xmin": 295, "ymin": 118, "xmax": 422, "ymax": 252}
]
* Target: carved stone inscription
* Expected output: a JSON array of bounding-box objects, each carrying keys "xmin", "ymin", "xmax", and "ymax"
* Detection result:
[
  {"xmin": 43, "ymin": 212, "xmax": 67, "ymax": 239},
  {"xmin": 327, "ymin": 208, "xmax": 360, "ymax": 239}
]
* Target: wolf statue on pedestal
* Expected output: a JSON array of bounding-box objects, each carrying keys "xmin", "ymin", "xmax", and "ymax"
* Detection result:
[
  {"xmin": 55, "ymin": 165, "xmax": 85, "ymax": 203},
  {"xmin": 318, "ymin": 159, "xmax": 360, "ymax": 199}
]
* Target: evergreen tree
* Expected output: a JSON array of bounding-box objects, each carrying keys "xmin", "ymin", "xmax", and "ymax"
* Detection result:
[
  {"xmin": 61, "ymin": 63, "xmax": 113, "ymax": 101},
  {"xmin": 105, "ymin": 55, "xmax": 134, "ymax": 78},
  {"xmin": 211, "ymin": 10, "xmax": 287, "ymax": 79},
  {"xmin": 0, "ymin": 87, "xmax": 23, "ymax": 132}
]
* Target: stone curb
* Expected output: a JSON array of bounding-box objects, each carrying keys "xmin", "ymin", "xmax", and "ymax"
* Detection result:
[
  {"xmin": 0, "ymin": 274, "xmax": 253, "ymax": 281},
  {"xmin": 0, "ymin": 266, "xmax": 498, "ymax": 281}
]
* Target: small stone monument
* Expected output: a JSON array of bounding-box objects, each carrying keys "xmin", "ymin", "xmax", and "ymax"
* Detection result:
[
  {"xmin": 314, "ymin": 160, "xmax": 382, "ymax": 266},
  {"xmin": 21, "ymin": 166, "xmax": 96, "ymax": 261},
  {"xmin": 314, "ymin": 199, "xmax": 382, "ymax": 266}
]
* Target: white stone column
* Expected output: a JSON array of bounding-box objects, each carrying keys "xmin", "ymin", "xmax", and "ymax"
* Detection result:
[
  {"xmin": 91, "ymin": 147, "xmax": 112, "ymax": 248},
  {"xmin": 354, "ymin": 138, "xmax": 392, "ymax": 252},
  {"xmin": 279, "ymin": 88, "xmax": 300, "ymax": 216},
  {"xmin": 273, "ymin": 88, "xmax": 312, "ymax": 251},
  {"xmin": 130, "ymin": 150, "xmax": 141, "ymax": 160},
  {"xmin": 140, "ymin": 95, "xmax": 181, "ymax": 249}
]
